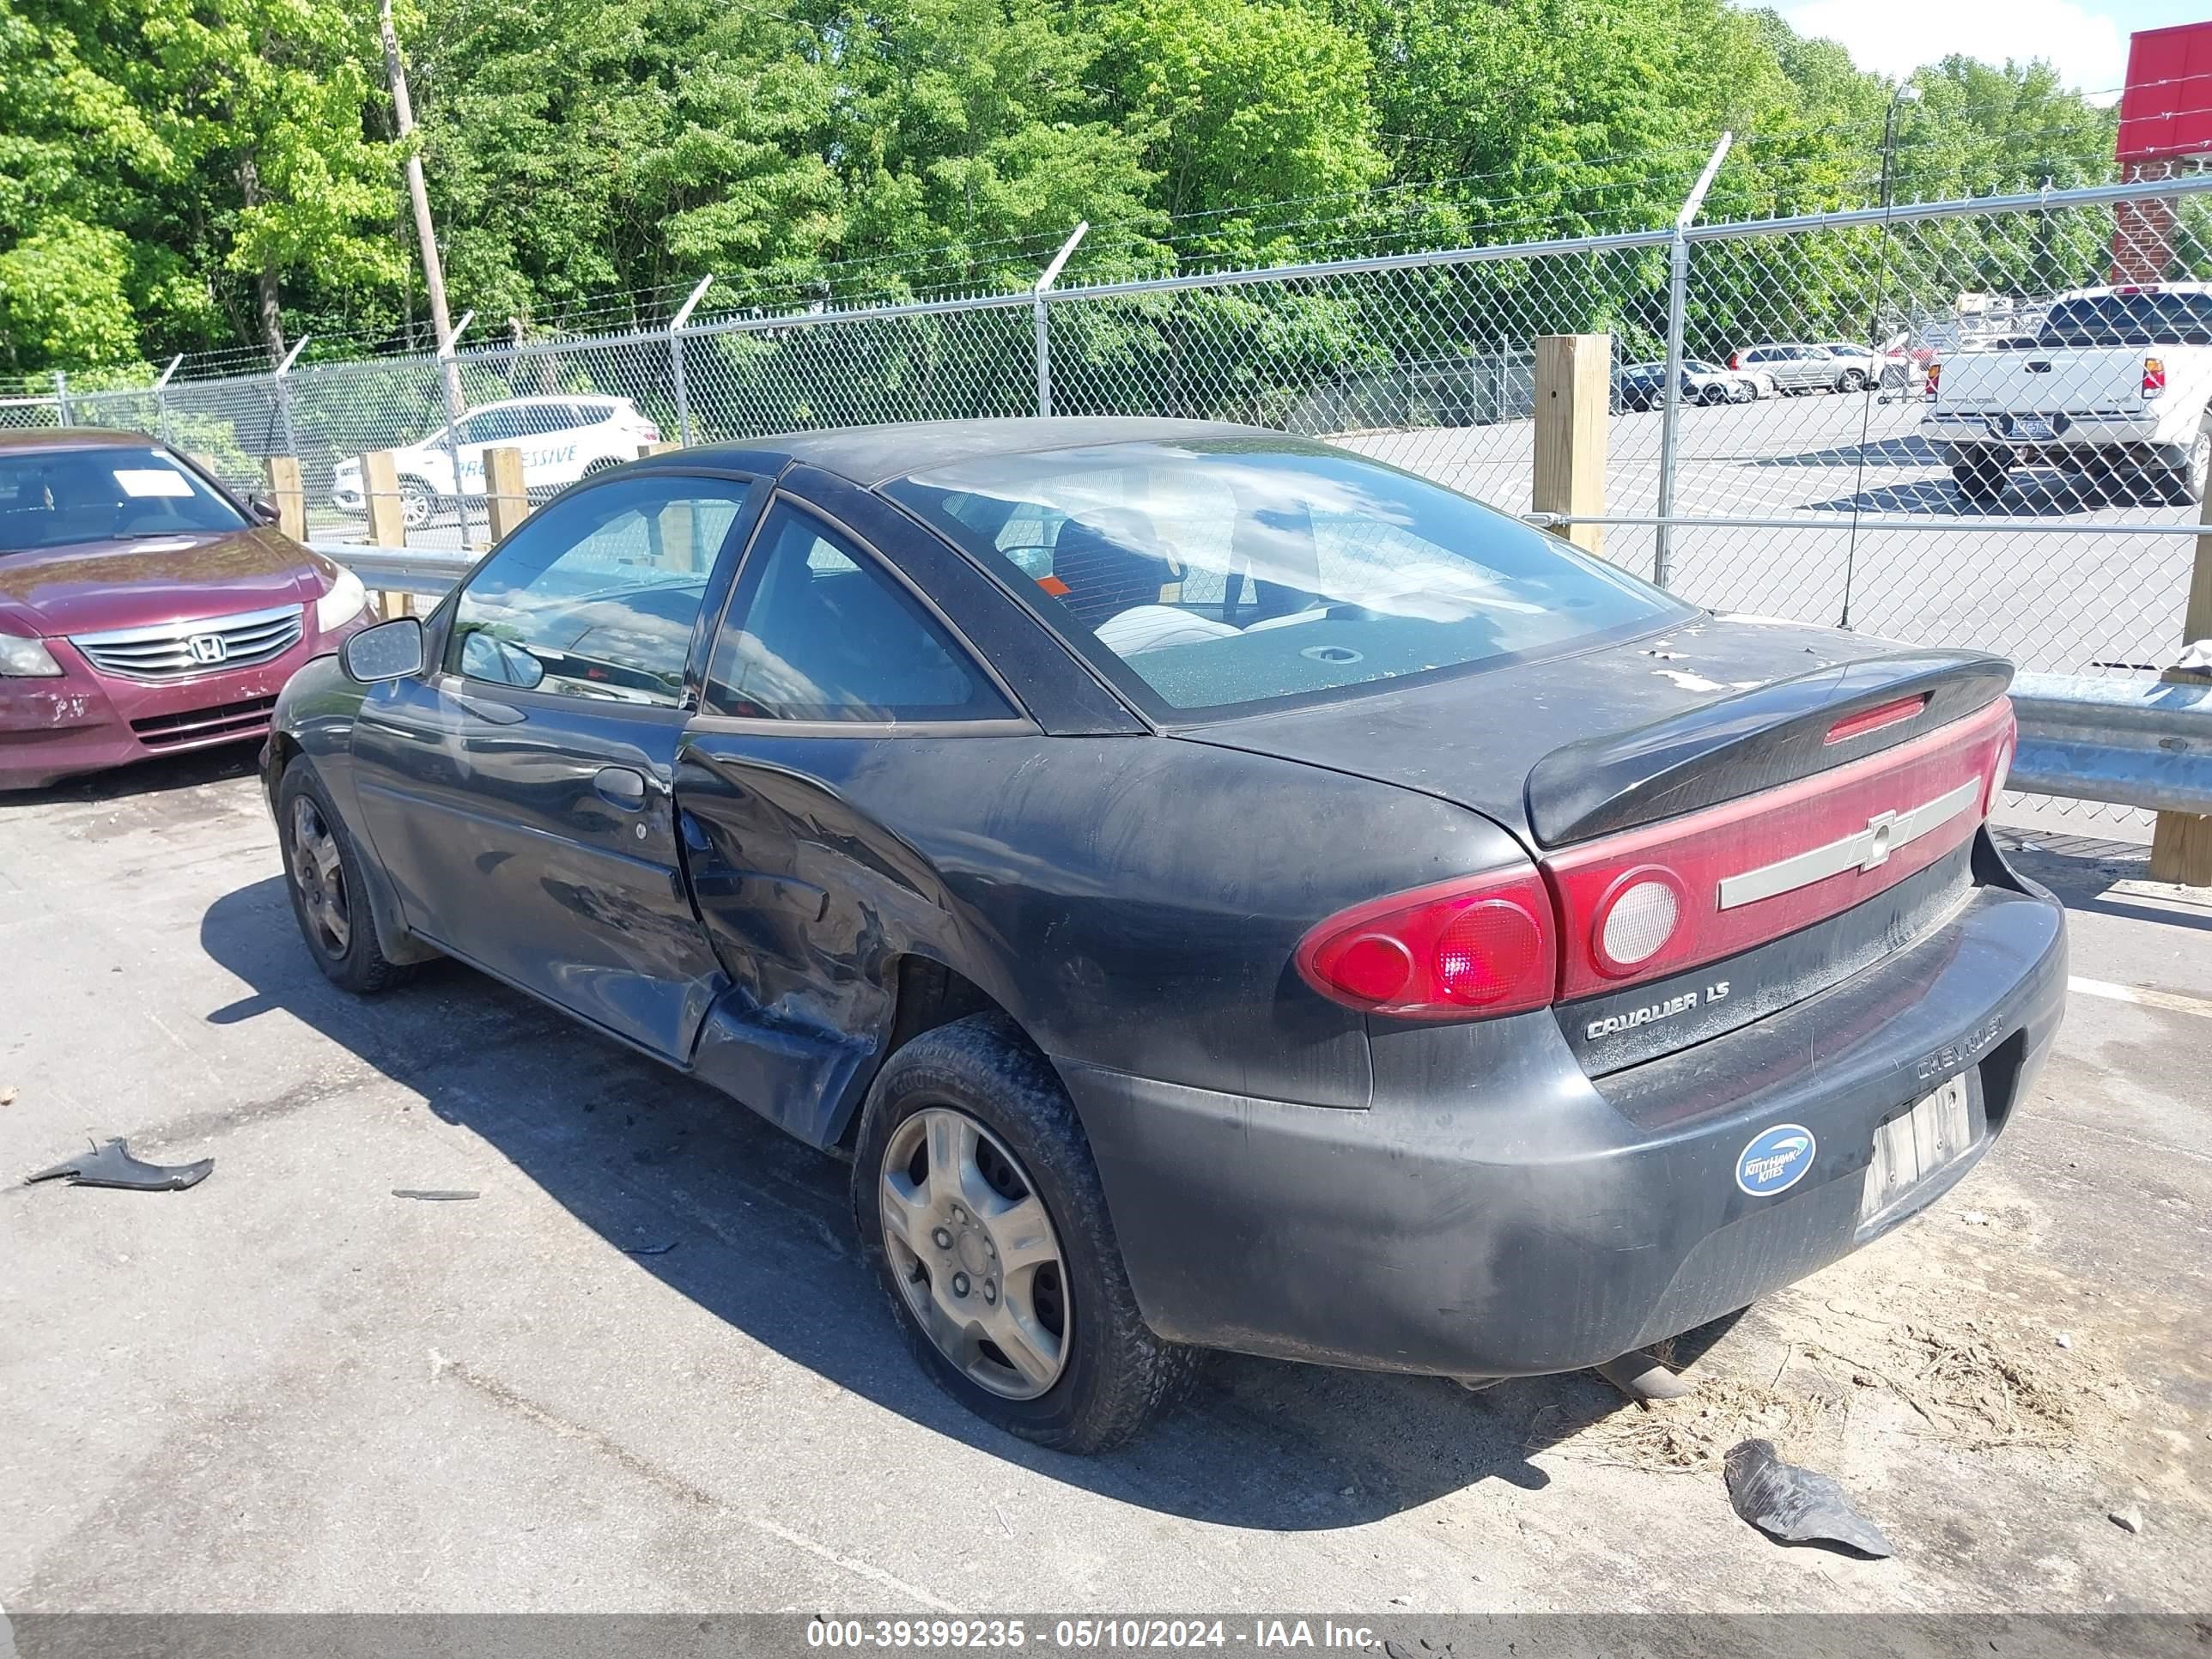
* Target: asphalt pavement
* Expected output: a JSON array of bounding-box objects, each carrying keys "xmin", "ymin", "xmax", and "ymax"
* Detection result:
[{"xmin": 1, "ymin": 748, "xmax": 2206, "ymax": 1619}]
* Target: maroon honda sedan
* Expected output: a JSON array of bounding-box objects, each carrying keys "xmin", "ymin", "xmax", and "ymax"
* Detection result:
[{"xmin": 0, "ymin": 429, "xmax": 372, "ymax": 790}]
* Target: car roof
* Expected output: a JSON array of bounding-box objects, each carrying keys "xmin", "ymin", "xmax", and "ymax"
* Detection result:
[
  {"xmin": 676, "ymin": 416, "xmax": 1266, "ymax": 489},
  {"xmin": 0, "ymin": 427, "xmax": 164, "ymax": 455},
  {"xmin": 472, "ymin": 393, "xmax": 629, "ymax": 410}
]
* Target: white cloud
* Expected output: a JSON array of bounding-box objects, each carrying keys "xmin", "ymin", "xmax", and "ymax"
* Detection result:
[{"xmin": 1782, "ymin": 0, "xmax": 2130, "ymax": 100}]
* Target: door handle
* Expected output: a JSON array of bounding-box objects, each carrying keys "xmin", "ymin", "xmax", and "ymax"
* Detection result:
[
  {"xmin": 594, "ymin": 766, "xmax": 648, "ymax": 810},
  {"xmin": 453, "ymin": 692, "xmax": 527, "ymax": 725}
]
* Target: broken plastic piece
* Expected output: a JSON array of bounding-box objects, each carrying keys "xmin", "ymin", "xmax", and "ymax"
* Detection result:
[
  {"xmin": 25, "ymin": 1137, "xmax": 212, "ymax": 1192},
  {"xmin": 623, "ymin": 1240, "xmax": 677, "ymax": 1255},
  {"xmin": 1724, "ymin": 1438, "xmax": 1894, "ymax": 1558},
  {"xmin": 392, "ymin": 1188, "xmax": 479, "ymax": 1201}
]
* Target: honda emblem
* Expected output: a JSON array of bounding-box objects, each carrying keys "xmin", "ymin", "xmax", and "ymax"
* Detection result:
[{"xmin": 187, "ymin": 633, "xmax": 228, "ymax": 665}]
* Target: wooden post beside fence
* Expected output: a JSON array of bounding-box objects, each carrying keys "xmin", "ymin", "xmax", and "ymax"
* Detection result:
[
  {"xmin": 484, "ymin": 445, "xmax": 530, "ymax": 541},
  {"xmin": 2150, "ymin": 488, "xmax": 2212, "ymax": 886},
  {"xmin": 359, "ymin": 449, "xmax": 414, "ymax": 618},
  {"xmin": 1533, "ymin": 334, "xmax": 1609, "ymax": 559},
  {"xmin": 263, "ymin": 456, "xmax": 307, "ymax": 542}
]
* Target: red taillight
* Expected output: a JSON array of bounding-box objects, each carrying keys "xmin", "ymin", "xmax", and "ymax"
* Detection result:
[
  {"xmin": 1542, "ymin": 698, "xmax": 2013, "ymax": 1002},
  {"xmin": 2143, "ymin": 357, "xmax": 2166, "ymax": 398},
  {"xmin": 1297, "ymin": 866, "xmax": 1556, "ymax": 1020},
  {"xmin": 642, "ymin": 420, "xmax": 664, "ymax": 441},
  {"xmin": 1825, "ymin": 694, "xmax": 1926, "ymax": 745},
  {"xmin": 1729, "ymin": 351, "xmax": 1742, "ymax": 369},
  {"xmin": 1926, "ymin": 361, "xmax": 1941, "ymax": 398},
  {"xmin": 1984, "ymin": 702, "xmax": 2017, "ymax": 815}
]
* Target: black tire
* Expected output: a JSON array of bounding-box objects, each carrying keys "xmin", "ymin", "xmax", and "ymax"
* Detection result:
[
  {"xmin": 276, "ymin": 756, "xmax": 414, "ymax": 994},
  {"xmin": 1697, "ymin": 386, "xmax": 1724, "ymax": 406},
  {"xmin": 2165, "ymin": 433, "xmax": 2211, "ymax": 505},
  {"xmin": 852, "ymin": 1013, "xmax": 1201, "ymax": 1453},
  {"xmin": 1952, "ymin": 447, "xmax": 2010, "ymax": 504},
  {"xmin": 1838, "ymin": 368, "xmax": 1869, "ymax": 393}
]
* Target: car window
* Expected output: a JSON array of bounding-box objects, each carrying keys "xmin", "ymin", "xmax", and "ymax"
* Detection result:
[
  {"xmin": 447, "ymin": 474, "xmax": 755, "ymax": 706},
  {"xmin": 704, "ymin": 501, "xmax": 1012, "ymax": 724},
  {"xmin": 1745, "ymin": 348, "xmax": 1773, "ymax": 362},
  {"xmin": 0, "ymin": 445, "xmax": 246, "ymax": 552},
  {"xmin": 457, "ymin": 408, "xmax": 527, "ymax": 446},
  {"xmin": 509, "ymin": 404, "xmax": 580, "ymax": 439},
  {"xmin": 891, "ymin": 440, "xmax": 1691, "ymax": 718},
  {"xmin": 2037, "ymin": 291, "xmax": 2212, "ymax": 347}
]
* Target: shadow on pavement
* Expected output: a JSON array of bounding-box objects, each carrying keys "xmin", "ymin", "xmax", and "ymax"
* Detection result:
[
  {"xmin": 1797, "ymin": 468, "xmax": 2185, "ymax": 518},
  {"xmin": 197, "ymin": 873, "xmax": 1670, "ymax": 1529},
  {"xmin": 0, "ymin": 738, "xmax": 262, "ymax": 811}
]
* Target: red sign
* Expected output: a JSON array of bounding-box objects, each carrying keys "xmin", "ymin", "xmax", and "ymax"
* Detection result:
[{"xmin": 2117, "ymin": 21, "xmax": 2212, "ymax": 164}]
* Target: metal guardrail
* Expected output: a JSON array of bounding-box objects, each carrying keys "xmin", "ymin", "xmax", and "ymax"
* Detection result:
[
  {"xmin": 312, "ymin": 541, "xmax": 471, "ymax": 599},
  {"xmin": 2009, "ymin": 672, "xmax": 2212, "ymax": 818},
  {"xmin": 310, "ymin": 540, "xmax": 2212, "ymax": 817}
]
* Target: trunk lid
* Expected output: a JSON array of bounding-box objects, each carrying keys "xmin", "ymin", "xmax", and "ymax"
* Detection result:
[
  {"xmin": 1182, "ymin": 613, "xmax": 2007, "ymax": 843},
  {"xmin": 1191, "ymin": 614, "xmax": 2014, "ymax": 1074}
]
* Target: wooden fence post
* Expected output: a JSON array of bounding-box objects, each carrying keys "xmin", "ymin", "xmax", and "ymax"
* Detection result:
[
  {"xmin": 1533, "ymin": 333, "xmax": 1610, "ymax": 559},
  {"xmin": 639, "ymin": 441, "xmax": 678, "ymax": 459},
  {"xmin": 359, "ymin": 449, "xmax": 414, "ymax": 618},
  {"xmin": 484, "ymin": 446, "xmax": 530, "ymax": 542},
  {"xmin": 263, "ymin": 455, "xmax": 307, "ymax": 541},
  {"xmin": 2150, "ymin": 487, "xmax": 2212, "ymax": 885}
]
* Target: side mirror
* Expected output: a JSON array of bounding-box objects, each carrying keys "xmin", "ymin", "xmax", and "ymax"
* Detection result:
[
  {"xmin": 341, "ymin": 616, "xmax": 426, "ymax": 684},
  {"xmin": 247, "ymin": 494, "xmax": 282, "ymax": 525}
]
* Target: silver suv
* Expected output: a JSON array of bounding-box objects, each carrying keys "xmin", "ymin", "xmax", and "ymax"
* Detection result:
[{"xmin": 1728, "ymin": 343, "xmax": 1870, "ymax": 394}]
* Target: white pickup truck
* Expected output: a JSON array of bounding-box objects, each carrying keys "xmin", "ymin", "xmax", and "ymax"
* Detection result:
[{"xmin": 1922, "ymin": 283, "xmax": 2212, "ymax": 504}]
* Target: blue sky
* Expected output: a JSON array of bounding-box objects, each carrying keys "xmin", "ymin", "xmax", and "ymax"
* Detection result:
[{"xmin": 1778, "ymin": 0, "xmax": 2202, "ymax": 100}]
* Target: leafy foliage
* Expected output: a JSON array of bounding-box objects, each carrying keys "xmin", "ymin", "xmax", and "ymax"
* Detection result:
[{"xmin": 0, "ymin": 0, "xmax": 2126, "ymax": 376}]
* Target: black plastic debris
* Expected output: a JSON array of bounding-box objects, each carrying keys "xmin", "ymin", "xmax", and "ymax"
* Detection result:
[
  {"xmin": 25, "ymin": 1137, "xmax": 212, "ymax": 1193},
  {"xmin": 392, "ymin": 1188, "xmax": 480, "ymax": 1201},
  {"xmin": 623, "ymin": 1240, "xmax": 677, "ymax": 1256},
  {"xmin": 1723, "ymin": 1437, "xmax": 1895, "ymax": 1558}
]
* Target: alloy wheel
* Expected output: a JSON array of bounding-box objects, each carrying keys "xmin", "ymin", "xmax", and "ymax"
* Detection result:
[
  {"xmin": 879, "ymin": 1105, "xmax": 1070, "ymax": 1401},
  {"xmin": 399, "ymin": 483, "xmax": 434, "ymax": 531},
  {"xmin": 289, "ymin": 795, "xmax": 352, "ymax": 957}
]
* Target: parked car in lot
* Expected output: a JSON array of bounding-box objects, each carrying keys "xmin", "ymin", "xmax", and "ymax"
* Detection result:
[
  {"xmin": 331, "ymin": 394, "xmax": 660, "ymax": 531},
  {"xmin": 266, "ymin": 417, "xmax": 2063, "ymax": 1450},
  {"xmin": 1729, "ymin": 342, "xmax": 1872, "ymax": 393},
  {"xmin": 1921, "ymin": 283, "xmax": 2212, "ymax": 503},
  {"xmin": 0, "ymin": 431, "xmax": 371, "ymax": 791},
  {"xmin": 1615, "ymin": 361, "xmax": 1755, "ymax": 410}
]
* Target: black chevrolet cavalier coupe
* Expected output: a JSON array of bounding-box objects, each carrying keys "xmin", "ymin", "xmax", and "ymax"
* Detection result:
[{"xmin": 266, "ymin": 418, "xmax": 2063, "ymax": 1450}]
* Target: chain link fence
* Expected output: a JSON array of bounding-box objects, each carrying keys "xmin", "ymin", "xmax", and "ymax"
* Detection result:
[{"xmin": 15, "ymin": 172, "xmax": 2212, "ymax": 825}]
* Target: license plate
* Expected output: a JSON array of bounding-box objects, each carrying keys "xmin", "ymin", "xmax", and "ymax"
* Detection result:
[
  {"xmin": 2009, "ymin": 416, "xmax": 2056, "ymax": 441},
  {"xmin": 1860, "ymin": 1074, "xmax": 1973, "ymax": 1224}
]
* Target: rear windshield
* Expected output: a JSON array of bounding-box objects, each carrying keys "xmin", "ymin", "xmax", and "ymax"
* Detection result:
[
  {"xmin": 888, "ymin": 439, "xmax": 1688, "ymax": 717},
  {"xmin": 2037, "ymin": 291, "xmax": 2212, "ymax": 347},
  {"xmin": 0, "ymin": 446, "xmax": 246, "ymax": 552}
]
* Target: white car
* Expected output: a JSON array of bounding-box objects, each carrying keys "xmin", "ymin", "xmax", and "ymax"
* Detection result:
[
  {"xmin": 1922, "ymin": 283, "xmax": 2212, "ymax": 503},
  {"xmin": 331, "ymin": 395, "xmax": 661, "ymax": 530}
]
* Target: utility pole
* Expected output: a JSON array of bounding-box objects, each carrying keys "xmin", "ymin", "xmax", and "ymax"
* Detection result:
[{"xmin": 380, "ymin": 0, "xmax": 464, "ymax": 418}]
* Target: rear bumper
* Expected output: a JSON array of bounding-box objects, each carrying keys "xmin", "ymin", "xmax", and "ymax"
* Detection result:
[
  {"xmin": 0, "ymin": 624, "xmax": 363, "ymax": 791},
  {"xmin": 1927, "ymin": 411, "xmax": 2190, "ymax": 466},
  {"xmin": 1066, "ymin": 840, "xmax": 2065, "ymax": 1377}
]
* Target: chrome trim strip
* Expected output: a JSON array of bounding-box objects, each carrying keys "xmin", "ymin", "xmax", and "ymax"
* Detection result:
[
  {"xmin": 1715, "ymin": 778, "xmax": 1982, "ymax": 911},
  {"xmin": 70, "ymin": 602, "xmax": 305, "ymax": 683},
  {"xmin": 70, "ymin": 602, "xmax": 302, "ymax": 648}
]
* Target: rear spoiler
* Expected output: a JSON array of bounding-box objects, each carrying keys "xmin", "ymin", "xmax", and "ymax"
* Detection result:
[{"xmin": 1524, "ymin": 651, "xmax": 2014, "ymax": 847}]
